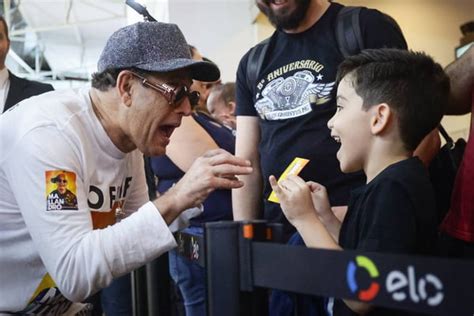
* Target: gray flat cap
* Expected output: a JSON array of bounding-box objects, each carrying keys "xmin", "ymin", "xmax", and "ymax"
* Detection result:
[{"xmin": 97, "ymin": 22, "xmax": 220, "ymax": 82}]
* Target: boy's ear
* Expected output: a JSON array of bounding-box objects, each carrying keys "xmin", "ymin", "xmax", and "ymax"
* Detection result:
[
  {"xmin": 228, "ymin": 101, "xmax": 236, "ymax": 115},
  {"xmin": 370, "ymin": 103, "xmax": 392, "ymax": 135},
  {"xmin": 116, "ymin": 71, "xmax": 133, "ymax": 107}
]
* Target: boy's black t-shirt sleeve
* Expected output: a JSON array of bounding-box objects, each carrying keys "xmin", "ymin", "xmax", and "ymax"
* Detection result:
[
  {"xmin": 351, "ymin": 179, "xmax": 418, "ymax": 254},
  {"xmin": 358, "ymin": 180, "xmax": 418, "ymax": 253},
  {"xmin": 360, "ymin": 8, "xmax": 408, "ymax": 50}
]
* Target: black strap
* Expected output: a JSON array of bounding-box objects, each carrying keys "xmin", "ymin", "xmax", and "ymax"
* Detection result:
[
  {"xmin": 246, "ymin": 37, "xmax": 271, "ymax": 101},
  {"xmin": 169, "ymin": 221, "xmax": 474, "ymax": 315},
  {"xmin": 336, "ymin": 6, "xmax": 364, "ymax": 58},
  {"xmin": 200, "ymin": 221, "xmax": 474, "ymax": 316},
  {"xmin": 335, "ymin": 6, "xmax": 404, "ymax": 58},
  {"xmin": 251, "ymin": 242, "xmax": 473, "ymax": 316},
  {"xmin": 438, "ymin": 124, "xmax": 454, "ymax": 145}
]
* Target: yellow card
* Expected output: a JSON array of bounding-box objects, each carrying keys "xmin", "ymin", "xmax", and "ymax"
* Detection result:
[{"xmin": 268, "ymin": 157, "xmax": 310, "ymax": 203}]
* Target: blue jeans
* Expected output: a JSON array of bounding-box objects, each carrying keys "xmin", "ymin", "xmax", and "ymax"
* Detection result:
[
  {"xmin": 169, "ymin": 226, "xmax": 206, "ymax": 316},
  {"xmin": 101, "ymin": 273, "xmax": 132, "ymax": 315},
  {"xmin": 269, "ymin": 232, "xmax": 328, "ymax": 316},
  {"xmin": 85, "ymin": 273, "xmax": 132, "ymax": 316}
]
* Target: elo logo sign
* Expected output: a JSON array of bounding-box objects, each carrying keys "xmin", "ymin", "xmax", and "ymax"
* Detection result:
[
  {"xmin": 346, "ymin": 256, "xmax": 444, "ymax": 306},
  {"xmin": 346, "ymin": 255, "xmax": 380, "ymax": 301}
]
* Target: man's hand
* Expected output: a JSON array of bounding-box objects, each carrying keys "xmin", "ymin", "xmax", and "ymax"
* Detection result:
[{"xmin": 155, "ymin": 149, "xmax": 252, "ymax": 224}]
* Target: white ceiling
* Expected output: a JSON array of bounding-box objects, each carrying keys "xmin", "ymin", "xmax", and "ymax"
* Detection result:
[
  {"xmin": 5, "ymin": 0, "xmax": 257, "ymax": 83},
  {"xmin": 14, "ymin": 0, "xmax": 127, "ymax": 79}
]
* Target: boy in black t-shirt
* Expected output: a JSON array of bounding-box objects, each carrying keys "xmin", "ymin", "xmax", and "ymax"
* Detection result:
[{"xmin": 269, "ymin": 48, "xmax": 449, "ymax": 315}]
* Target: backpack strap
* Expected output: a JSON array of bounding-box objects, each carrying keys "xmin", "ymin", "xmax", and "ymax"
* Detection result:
[
  {"xmin": 336, "ymin": 6, "xmax": 404, "ymax": 58},
  {"xmin": 336, "ymin": 6, "xmax": 364, "ymax": 58},
  {"xmin": 438, "ymin": 124, "xmax": 454, "ymax": 145},
  {"xmin": 246, "ymin": 38, "xmax": 270, "ymax": 87},
  {"xmin": 245, "ymin": 34, "xmax": 274, "ymax": 101}
]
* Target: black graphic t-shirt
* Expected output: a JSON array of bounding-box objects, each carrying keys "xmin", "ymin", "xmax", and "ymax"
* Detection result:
[
  {"xmin": 236, "ymin": 2, "xmax": 407, "ymax": 235},
  {"xmin": 335, "ymin": 157, "xmax": 437, "ymax": 316}
]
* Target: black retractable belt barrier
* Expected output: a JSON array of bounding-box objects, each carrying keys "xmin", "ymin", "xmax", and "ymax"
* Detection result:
[
  {"xmin": 179, "ymin": 221, "xmax": 474, "ymax": 315},
  {"xmin": 251, "ymin": 243, "xmax": 474, "ymax": 316},
  {"xmin": 202, "ymin": 221, "xmax": 474, "ymax": 316}
]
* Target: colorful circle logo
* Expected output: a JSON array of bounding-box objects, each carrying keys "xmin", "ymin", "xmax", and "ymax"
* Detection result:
[{"xmin": 346, "ymin": 255, "xmax": 380, "ymax": 301}]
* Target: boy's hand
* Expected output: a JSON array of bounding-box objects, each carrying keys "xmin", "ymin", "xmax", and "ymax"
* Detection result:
[
  {"xmin": 269, "ymin": 174, "xmax": 318, "ymax": 226},
  {"xmin": 306, "ymin": 181, "xmax": 332, "ymax": 219}
]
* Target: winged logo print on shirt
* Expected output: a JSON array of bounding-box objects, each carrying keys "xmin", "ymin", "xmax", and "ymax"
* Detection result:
[{"xmin": 255, "ymin": 70, "xmax": 335, "ymax": 120}]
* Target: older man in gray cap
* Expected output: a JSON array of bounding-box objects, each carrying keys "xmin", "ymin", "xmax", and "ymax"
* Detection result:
[{"xmin": 0, "ymin": 22, "xmax": 252, "ymax": 314}]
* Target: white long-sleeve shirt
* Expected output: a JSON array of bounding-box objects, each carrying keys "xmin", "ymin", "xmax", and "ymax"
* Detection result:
[{"xmin": 0, "ymin": 87, "xmax": 177, "ymax": 313}]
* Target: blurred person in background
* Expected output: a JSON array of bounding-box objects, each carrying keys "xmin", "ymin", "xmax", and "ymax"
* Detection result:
[
  {"xmin": 189, "ymin": 45, "xmax": 221, "ymax": 114},
  {"xmin": 207, "ymin": 82, "xmax": 236, "ymax": 131},
  {"xmin": 0, "ymin": 15, "xmax": 53, "ymax": 113}
]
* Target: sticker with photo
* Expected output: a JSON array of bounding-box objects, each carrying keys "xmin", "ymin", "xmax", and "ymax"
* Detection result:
[{"xmin": 45, "ymin": 170, "xmax": 78, "ymax": 211}]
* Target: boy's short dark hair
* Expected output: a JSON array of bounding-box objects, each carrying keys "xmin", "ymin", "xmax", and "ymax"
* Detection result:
[{"xmin": 336, "ymin": 48, "xmax": 450, "ymax": 151}]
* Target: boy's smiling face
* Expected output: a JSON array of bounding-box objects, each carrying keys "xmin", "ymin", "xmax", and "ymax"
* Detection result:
[{"xmin": 328, "ymin": 74, "xmax": 373, "ymax": 173}]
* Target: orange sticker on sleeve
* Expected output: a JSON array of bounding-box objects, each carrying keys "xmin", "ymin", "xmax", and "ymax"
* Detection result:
[{"xmin": 45, "ymin": 170, "xmax": 78, "ymax": 211}]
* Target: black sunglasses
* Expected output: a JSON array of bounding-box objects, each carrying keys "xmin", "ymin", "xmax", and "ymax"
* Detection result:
[{"xmin": 130, "ymin": 71, "xmax": 200, "ymax": 107}]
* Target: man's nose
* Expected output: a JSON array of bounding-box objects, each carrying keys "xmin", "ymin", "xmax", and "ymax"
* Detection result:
[{"xmin": 175, "ymin": 98, "xmax": 193, "ymax": 116}]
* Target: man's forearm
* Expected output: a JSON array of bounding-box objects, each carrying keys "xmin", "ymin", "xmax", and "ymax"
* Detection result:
[
  {"xmin": 232, "ymin": 170, "xmax": 263, "ymax": 220},
  {"xmin": 152, "ymin": 192, "xmax": 181, "ymax": 225},
  {"xmin": 233, "ymin": 116, "xmax": 262, "ymax": 220}
]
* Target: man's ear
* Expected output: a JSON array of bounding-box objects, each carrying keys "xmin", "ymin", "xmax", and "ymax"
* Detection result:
[
  {"xmin": 116, "ymin": 71, "xmax": 134, "ymax": 107},
  {"xmin": 370, "ymin": 103, "xmax": 392, "ymax": 135}
]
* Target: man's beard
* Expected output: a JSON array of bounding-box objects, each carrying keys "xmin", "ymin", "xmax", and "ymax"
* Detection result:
[{"xmin": 257, "ymin": 0, "xmax": 312, "ymax": 30}]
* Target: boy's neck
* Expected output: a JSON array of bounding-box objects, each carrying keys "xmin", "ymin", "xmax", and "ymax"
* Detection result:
[{"xmin": 364, "ymin": 150, "xmax": 411, "ymax": 183}]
